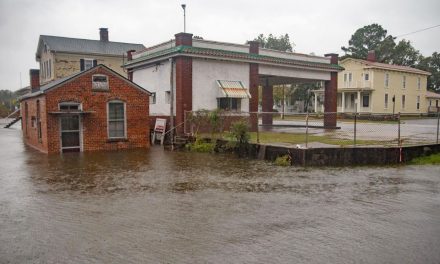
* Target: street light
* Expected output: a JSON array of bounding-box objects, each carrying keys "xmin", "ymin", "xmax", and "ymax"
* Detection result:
[{"xmin": 181, "ymin": 4, "xmax": 186, "ymax": 33}]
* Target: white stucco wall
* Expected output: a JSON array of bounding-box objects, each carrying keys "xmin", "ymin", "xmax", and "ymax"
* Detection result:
[
  {"xmin": 132, "ymin": 60, "xmax": 176, "ymax": 116},
  {"xmin": 132, "ymin": 40, "xmax": 175, "ymax": 60},
  {"xmin": 259, "ymin": 65, "xmax": 331, "ymax": 81},
  {"xmin": 192, "ymin": 59, "xmax": 250, "ymax": 112}
]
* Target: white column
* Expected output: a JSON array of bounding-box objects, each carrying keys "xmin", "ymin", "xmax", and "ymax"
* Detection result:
[
  {"xmin": 341, "ymin": 92, "xmax": 345, "ymax": 113},
  {"xmin": 357, "ymin": 91, "xmax": 361, "ymax": 112},
  {"xmin": 314, "ymin": 93, "xmax": 318, "ymax": 113}
]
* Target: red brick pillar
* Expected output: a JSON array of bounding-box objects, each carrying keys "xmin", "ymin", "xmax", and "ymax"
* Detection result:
[
  {"xmin": 175, "ymin": 33, "xmax": 193, "ymax": 134},
  {"xmin": 30, "ymin": 69, "xmax": 40, "ymax": 93},
  {"xmin": 248, "ymin": 41, "xmax": 259, "ymax": 131},
  {"xmin": 324, "ymin": 53, "xmax": 339, "ymax": 128},
  {"xmin": 262, "ymin": 78, "xmax": 273, "ymax": 125},
  {"xmin": 126, "ymin": 50, "xmax": 135, "ymax": 81}
]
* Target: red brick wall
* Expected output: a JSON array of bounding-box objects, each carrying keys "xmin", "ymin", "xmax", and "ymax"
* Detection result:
[
  {"xmin": 23, "ymin": 67, "xmax": 150, "ymax": 154},
  {"xmin": 20, "ymin": 95, "xmax": 48, "ymax": 153},
  {"xmin": 175, "ymin": 56, "xmax": 192, "ymax": 134}
]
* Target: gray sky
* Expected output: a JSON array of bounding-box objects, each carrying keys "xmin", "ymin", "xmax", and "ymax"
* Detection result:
[{"xmin": 1, "ymin": 0, "xmax": 439, "ymax": 91}]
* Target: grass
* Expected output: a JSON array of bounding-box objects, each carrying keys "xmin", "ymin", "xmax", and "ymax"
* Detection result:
[{"xmin": 409, "ymin": 153, "xmax": 440, "ymax": 165}]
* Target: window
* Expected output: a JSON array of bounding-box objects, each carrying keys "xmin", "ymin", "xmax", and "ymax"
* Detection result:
[
  {"xmin": 402, "ymin": 76, "xmax": 406, "ymax": 89},
  {"xmin": 59, "ymin": 102, "xmax": 80, "ymax": 111},
  {"xmin": 402, "ymin": 95, "xmax": 406, "ymax": 109},
  {"xmin": 385, "ymin": 73, "xmax": 389, "ymax": 88},
  {"xmin": 362, "ymin": 93, "xmax": 369, "ymax": 108},
  {"xmin": 348, "ymin": 73, "xmax": 352, "ymax": 84},
  {"xmin": 150, "ymin": 92, "xmax": 156, "ymax": 104},
  {"xmin": 217, "ymin": 98, "xmax": 241, "ymax": 111},
  {"xmin": 48, "ymin": 60, "xmax": 51, "ymax": 78},
  {"xmin": 365, "ymin": 73, "xmax": 369, "ymax": 81},
  {"xmin": 165, "ymin": 91, "xmax": 171, "ymax": 104},
  {"xmin": 416, "ymin": 96, "xmax": 420, "ymax": 110},
  {"xmin": 37, "ymin": 100, "xmax": 42, "ymax": 141},
  {"xmin": 417, "ymin": 77, "xmax": 421, "ymax": 90},
  {"xmin": 84, "ymin": 59, "xmax": 94, "ymax": 70},
  {"xmin": 344, "ymin": 73, "xmax": 347, "ymax": 82},
  {"xmin": 92, "ymin": 75, "xmax": 109, "ymax": 90},
  {"xmin": 384, "ymin": 94, "xmax": 389, "ymax": 109},
  {"xmin": 108, "ymin": 101, "xmax": 126, "ymax": 138}
]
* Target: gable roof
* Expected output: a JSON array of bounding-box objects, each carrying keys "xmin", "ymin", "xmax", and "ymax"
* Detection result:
[
  {"xmin": 341, "ymin": 58, "xmax": 431, "ymax": 75},
  {"xmin": 36, "ymin": 35, "xmax": 145, "ymax": 59},
  {"xmin": 19, "ymin": 65, "xmax": 151, "ymax": 101}
]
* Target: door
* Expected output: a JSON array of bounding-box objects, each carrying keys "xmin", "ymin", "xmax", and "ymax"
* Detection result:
[{"xmin": 60, "ymin": 115, "xmax": 81, "ymax": 152}]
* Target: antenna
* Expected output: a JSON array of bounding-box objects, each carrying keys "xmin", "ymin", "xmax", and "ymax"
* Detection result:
[{"xmin": 181, "ymin": 4, "xmax": 186, "ymax": 33}]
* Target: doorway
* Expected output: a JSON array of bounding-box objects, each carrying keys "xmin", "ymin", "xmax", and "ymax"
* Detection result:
[{"xmin": 60, "ymin": 115, "xmax": 81, "ymax": 152}]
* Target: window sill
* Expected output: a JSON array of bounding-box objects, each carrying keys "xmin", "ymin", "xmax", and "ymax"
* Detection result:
[
  {"xmin": 107, "ymin": 138, "xmax": 128, "ymax": 143},
  {"xmin": 92, "ymin": 88, "xmax": 110, "ymax": 92}
]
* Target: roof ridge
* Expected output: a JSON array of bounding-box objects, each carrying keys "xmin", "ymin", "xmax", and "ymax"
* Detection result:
[{"xmin": 40, "ymin": 35, "xmax": 144, "ymax": 46}]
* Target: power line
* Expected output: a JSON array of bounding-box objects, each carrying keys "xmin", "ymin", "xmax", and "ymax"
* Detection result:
[{"xmin": 395, "ymin": 24, "xmax": 440, "ymax": 38}]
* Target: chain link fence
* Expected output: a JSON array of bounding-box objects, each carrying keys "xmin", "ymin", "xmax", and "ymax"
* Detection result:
[{"xmin": 184, "ymin": 110, "xmax": 440, "ymax": 148}]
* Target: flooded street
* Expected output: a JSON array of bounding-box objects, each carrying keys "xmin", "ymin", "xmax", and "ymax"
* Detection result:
[{"xmin": 1, "ymin": 127, "xmax": 440, "ymax": 263}]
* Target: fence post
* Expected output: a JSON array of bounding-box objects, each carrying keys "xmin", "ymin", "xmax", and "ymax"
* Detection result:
[
  {"xmin": 256, "ymin": 112, "xmax": 260, "ymax": 144},
  {"xmin": 354, "ymin": 110, "xmax": 357, "ymax": 147},
  {"xmin": 436, "ymin": 110, "xmax": 439, "ymax": 144},
  {"xmin": 397, "ymin": 112, "xmax": 401, "ymax": 146},
  {"xmin": 305, "ymin": 113, "xmax": 309, "ymax": 148}
]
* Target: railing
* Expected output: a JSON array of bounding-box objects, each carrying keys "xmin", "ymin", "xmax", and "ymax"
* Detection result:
[{"xmin": 184, "ymin": 110, "xmax": 440, "ymax": 147}]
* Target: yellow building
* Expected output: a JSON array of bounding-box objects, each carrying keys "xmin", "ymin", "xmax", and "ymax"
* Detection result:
[
  {"xmin": 314, "ymin": 51, "xmax": 432, "ymax": 115},
  {"xmin": 35, "ymin": 28, "xmax": 145, "ymax": 85}
]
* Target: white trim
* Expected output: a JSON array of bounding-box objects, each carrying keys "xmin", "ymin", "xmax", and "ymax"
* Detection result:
[{"xmin": 107, "ymin": 100, "xmax": 127, "ymax": 139}]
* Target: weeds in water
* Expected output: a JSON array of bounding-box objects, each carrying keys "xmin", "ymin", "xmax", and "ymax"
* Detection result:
[
  {"xmin": 409, "ymin": 153, "xmax": 440, "ymax": 165},
  {"xmin": 274, "ymin": 155, "xmax": 291, "ymax": 166}
]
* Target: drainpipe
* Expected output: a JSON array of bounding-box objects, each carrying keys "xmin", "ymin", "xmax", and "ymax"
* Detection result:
[{"xmin": 169, "ymin": 58, "xmax": 174, "ymax": 147}]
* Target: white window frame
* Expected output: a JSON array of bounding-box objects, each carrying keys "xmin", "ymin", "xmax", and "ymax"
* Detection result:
[
  {"xmin": 402, "ymin": 76, "xmax": 406, "ymax": 89},
  {"xmin": 107, "ymin": 100, "xmax": 127, "ymax": 139},
  {"xmin": 59, "ymin": 101, "xmax": 82, "ymax": 111},
  {"xmin": 384, "ymin": 93, "xmax": 388, "ymax": 109},
  {"xmin": 84, "ymin": 58, "xmax": 94, "ymax": 71},
  {"xmin": 417, "ymin": 77, "xmax": 421, "ymax": 90},
  {"xmin": 365, "ymin": 73, "xmax": 369, "ymax": 81},
  {"xmin": 401, "ymin": 95, "xmax": 406, "ymax": 109},
  {"xmin": 416, "ymin": 95, "xmax": 420, "ymax": 110},
  {"xmin": 385, "ymin": 73, "xmax": 389, "ymax": 88},
  {"xmin": 92, "ymin": 74, "xmax": 109, "ymax": 90}
]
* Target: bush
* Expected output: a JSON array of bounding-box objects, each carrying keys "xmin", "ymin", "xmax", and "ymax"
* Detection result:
[
  {"xmin": 229, "ymin": 120, "xmax": 250, "ymax": 144},
  {"xmin": 274, "ymin": 155, "xmax": 291, "ymax": 166},
  {"xmin": 186, "ymin": 139, "xmax": 215, "ymax": 153}
]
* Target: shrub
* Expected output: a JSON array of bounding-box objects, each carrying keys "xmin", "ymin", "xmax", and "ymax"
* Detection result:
[
  {"xmin": 186, "ymin": 139, "xmax": 215, "ymax": 153},
  {"xmin": 274, "ymin": 155, "xmax": 291, "ymax": 166},
  {"xmin": 229, "ymin": 120, "xmax": 250, "ymax": 144}
]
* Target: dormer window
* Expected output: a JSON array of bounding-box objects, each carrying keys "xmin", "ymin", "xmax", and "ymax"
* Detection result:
[
  {"xmin": 92, "ymin": 75, "xmax": 109, "ymax": 90},
  {"xmin": 80, "ymin": 58, "xmax": 97, "ymax": 71}
]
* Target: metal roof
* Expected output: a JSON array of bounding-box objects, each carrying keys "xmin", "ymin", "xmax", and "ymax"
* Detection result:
[{"xmin": 37, "ymin": 35, "xmax": 145, "ymax": 57}]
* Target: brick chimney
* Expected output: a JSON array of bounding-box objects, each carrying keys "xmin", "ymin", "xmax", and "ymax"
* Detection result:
[
  {"xmin": 126, "ymin": 49, "xmax": 136, "ymax": 61},
  {"xmin": 324, "ymin": 53, "xmax": 339, "ymax": 64},
  {"xmin": 367, "ymin": 50, "xmax": 376, "ymax": 62},
  {"xmin": 99, "ymin": 28, "xmax": 109, "ymax": 42},
  {"xmin": 175, "ymin": 32, "xmax": 193, "ymax": 46},
  {"xmin": 30, "ymin": 69, "xmax": 40, "ymax": 93}
]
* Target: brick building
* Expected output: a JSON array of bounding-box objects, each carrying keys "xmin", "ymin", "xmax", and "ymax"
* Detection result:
[
  {"xmin": 19, "ymin": 65, "xmax": 151, "ymax": 153},
  {"xmin": 124, "ymin": 32, "xmax": 342, "ymax": 132}
]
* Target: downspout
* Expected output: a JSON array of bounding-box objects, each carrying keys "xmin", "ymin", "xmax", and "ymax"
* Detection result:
[{"xmin": 169, "ymin": 58, "xmax": 174, "ymax": 148}]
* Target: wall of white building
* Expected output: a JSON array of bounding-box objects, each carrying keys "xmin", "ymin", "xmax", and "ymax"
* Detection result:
[
  {"xmin": 259, "ymin": 65, "xmax": 331, "ymax": 81},
  {"xmin": 192, "ymin": 58, "xmax": 250, "ymax": 112},
  {"xmin": 132, "ymin": 60, "xmax": 176, "ymax": 116}
]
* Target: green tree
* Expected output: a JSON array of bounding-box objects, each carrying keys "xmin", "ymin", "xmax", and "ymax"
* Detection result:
[
  {"xmin": 341, "ymin": 24, "xmax": 396, "ymax": 62},
  {"xmin": 391, "ymin": 39, "xmax": 421, "ymax": 66},
  {"xmin": 417, "ymin": 52, "xmax": 440, "ymax": 92},
  {"xmin": 249, "ymin": 33, "xmax": 294, "ymax": 52}
]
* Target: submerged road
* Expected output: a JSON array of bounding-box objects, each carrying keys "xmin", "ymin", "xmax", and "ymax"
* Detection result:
[{"xmin": 1, "ymin": 126, "xmax": 440, "ymax": 263}]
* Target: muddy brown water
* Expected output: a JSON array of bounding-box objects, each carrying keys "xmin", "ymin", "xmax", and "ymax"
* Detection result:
[{"xmin": 1, "ymin": 127, "xmax": 440, "ymax": 264}]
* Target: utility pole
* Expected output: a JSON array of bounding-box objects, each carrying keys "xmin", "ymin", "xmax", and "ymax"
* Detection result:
[{"xmin": 181, "ymin": 4, "xmax": 186, "ymax": 33}]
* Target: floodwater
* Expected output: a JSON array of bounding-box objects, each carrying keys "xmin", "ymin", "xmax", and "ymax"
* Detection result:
[{"xmin": 1, "ymin": 127, "xmax": 440, "ymax": 264}]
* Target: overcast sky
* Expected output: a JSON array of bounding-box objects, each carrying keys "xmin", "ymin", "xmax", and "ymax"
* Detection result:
[{"xmin": 1, "ymin": 0, "xmax": 439, "ymax": 91}]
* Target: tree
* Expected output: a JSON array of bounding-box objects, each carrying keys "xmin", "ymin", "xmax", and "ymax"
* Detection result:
[
  {"xmin": 391, "ymin": 39, "xmax": 421, "ymax": 67},
  {"xmin": 341, "ymin": 24, "xmax": 396, "ymax": 63},
  {"xmin": 248, "ymin": 33, "xmax": 294, "ymax": 52},
  {"xmin": 417, "ymin": 53, "xmax": 440, "ymax": 92}
]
